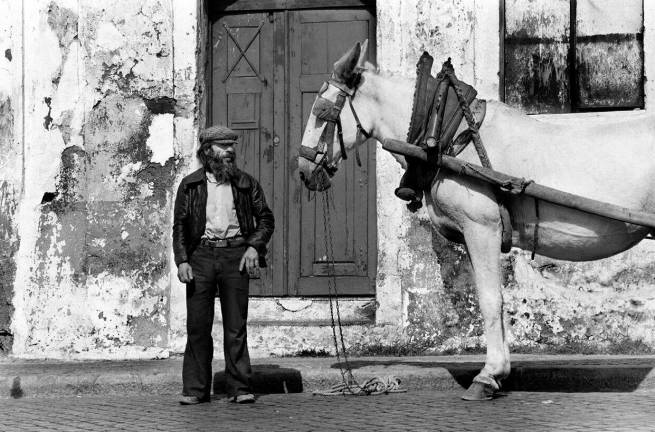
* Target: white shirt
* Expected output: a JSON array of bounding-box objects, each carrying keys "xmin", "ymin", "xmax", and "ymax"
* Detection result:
[{"xmin": 203, "ymin": 173, "xmax": 241, "ymax": 240}]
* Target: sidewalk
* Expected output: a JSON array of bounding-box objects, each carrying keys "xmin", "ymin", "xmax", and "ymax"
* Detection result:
[{"xmin": 2, "ymin": 354, "xmax": 655, "ymax": 398}]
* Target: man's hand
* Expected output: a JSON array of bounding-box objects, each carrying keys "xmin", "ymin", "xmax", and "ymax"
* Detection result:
[
  {"xmin": 239, "ymin": 246, "xmax": 259, "ymax": 276},
  {"xmin": 177, "ymin": 262, "xmax": 193, "ymax": 283}
]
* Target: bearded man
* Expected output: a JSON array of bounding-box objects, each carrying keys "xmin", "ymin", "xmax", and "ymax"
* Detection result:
[{"xmin": 173, "ymin": 125, "xmax": 274, "ymax": 405}]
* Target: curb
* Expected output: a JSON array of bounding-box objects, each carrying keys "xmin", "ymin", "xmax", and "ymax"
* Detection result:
[{"xmin": 2, "ymin": 355, "xmax": 655, "ymax": 398}]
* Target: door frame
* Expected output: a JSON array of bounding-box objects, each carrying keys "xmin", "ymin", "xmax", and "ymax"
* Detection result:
[{"xmin": 209, "ymin": 0, "xmax": 374, "ymax": 14}]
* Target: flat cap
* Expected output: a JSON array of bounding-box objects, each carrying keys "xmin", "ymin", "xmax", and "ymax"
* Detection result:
[{"xmin": 199, "ymin": 125, "xmax": 239, "ymax": 144}]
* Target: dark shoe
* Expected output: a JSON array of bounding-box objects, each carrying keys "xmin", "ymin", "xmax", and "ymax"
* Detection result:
[
  {"xmin": 179, "ymin": 395, "xmax": 209, "ymax": 405},
  {"xmin": 234, "ymin": 393, "xmax": 255, "ymax": 404}
]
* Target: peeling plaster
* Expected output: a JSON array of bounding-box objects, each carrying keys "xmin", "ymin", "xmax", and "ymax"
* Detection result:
[
  {"xmin": 5, "ymin": 0, "xmax": 655, "ymax": 360},
  {"xmin": 0, "ymin": 182, "xmax": 19, "ymax": 353},
  {"xmin": 11, "ymin": 0, "xmax": 176, "ymax": 359},
  {"xmin": 146, "ymin": 114, "xmax": 174, "ymax": 165},
  {"xmin": 96, "ymin": 22, "xmax": 124, "ymax": 52},
  {"xmin": 46, "ymin": 1, "xmax": 78, "ymax": 87},
  {"xmin": 376, "ymin": 0, "xmax": 655, "ymax": 355}
]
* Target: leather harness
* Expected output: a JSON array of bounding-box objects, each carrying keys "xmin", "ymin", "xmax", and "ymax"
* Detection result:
[
  {"xmin": 299, "ymin": 56, "xmax": 512, "ymax": 252},
  {"xmin": 407, "ymin": 54, "xmax": 487, "ymax": 160},
  {"xmin": 407, "ymin": 53, "xmax": 512, "ymax": 252}
]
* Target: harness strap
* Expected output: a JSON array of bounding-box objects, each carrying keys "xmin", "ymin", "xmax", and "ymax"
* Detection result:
[
  {"xmin": 336, "ymin": 118, "xmax": 347, "ymax": 160},
  {"xmin": 321, "ymin": 121, "xmax": 336, "ymax": 162},
  {"xmin": 532, "ymin": 198, "xmax": 540, "ymax": 260},
  {"xmin": 450, "ymin": 100, "xmax": 487, "ymax": 157},
  {"xmin": 348, "ymin": 97, "xmax": 369, "ymax": 167},
  {"xmin": 299, "ymin": 145, "xmax": 321, "ymax": 162},
  {"xmin": 444, "ymin": 68, "xmax": 491, "ymax": 169}
]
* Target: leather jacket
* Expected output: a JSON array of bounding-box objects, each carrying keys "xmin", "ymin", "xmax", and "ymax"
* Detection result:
[{"xmin": 173, "ymin": 168, "xmax": 275, "ymax": 267}]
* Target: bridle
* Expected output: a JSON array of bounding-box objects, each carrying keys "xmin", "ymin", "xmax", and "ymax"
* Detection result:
[{"xmin": 299, "ymin": 73, "xmax": 371, "ymax": 181}]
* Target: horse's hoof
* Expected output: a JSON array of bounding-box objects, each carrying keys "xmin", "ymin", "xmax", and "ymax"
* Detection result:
[{"xmin": 461, "ymin": 381, "xmax": 496, "ymax": 401}]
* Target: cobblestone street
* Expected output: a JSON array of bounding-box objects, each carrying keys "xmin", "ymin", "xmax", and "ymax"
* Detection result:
[{"xmin": 3, "ymin": 390, "xmax": 655, "ymax": 431}]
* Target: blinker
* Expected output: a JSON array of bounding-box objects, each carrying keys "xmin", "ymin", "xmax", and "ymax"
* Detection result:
[{"xmin": 312, "ymin": 96, "xmax": 341, "ymax": 122}]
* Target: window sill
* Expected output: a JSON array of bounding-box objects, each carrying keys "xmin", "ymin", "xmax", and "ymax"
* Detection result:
[{"xmin": 532, "ymin": 109, "xmax": 647, "ymax": 125}]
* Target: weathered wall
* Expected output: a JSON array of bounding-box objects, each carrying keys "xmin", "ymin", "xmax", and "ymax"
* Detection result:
[
  {"xmin": 375, "ymin": 0, "xmax": 500, "ymax": 353},
  {"xmin": 376, "ymin": 0, "xmax": 655, "ymax": 354},
  {"xmin": 0, "ymin": 0, "xmax": 23, "ymax": 354},
  {"xmin": 2, "ymin": 0, "xmax": 655, "ymax": 359},
  {"xmin": 7, "ymin": 0, "xmax": 199, "ymax": 359}
]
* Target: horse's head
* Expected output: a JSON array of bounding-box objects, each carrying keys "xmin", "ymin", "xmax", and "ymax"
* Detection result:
[{"xmin": 298, "ymin": 40, "xmax": 372, "ymax": 191}]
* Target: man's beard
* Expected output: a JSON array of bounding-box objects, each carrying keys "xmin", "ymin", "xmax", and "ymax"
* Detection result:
[{"xmin": 206, "ymin": 154, "xmax": 237, "ymax": 183}]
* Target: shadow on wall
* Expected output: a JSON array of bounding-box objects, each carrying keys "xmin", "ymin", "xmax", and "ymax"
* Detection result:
[
  {"xmin": 213, "ymin": 365, "xmax": 303, "ymax": 395},
  {"xmin": 332, "ymin": 359, "xmax": 655, "ymax": 393}
]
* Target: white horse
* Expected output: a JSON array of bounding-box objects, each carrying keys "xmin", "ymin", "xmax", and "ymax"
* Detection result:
[{"xmin": 298, "ymin": 41, "xmax": 655, "ymax": 400}]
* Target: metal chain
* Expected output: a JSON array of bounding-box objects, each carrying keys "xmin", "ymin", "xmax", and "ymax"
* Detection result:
[
  {"xmin": 320, "ymin": 187, "xmax": 359, "ymax": 391},
  {"xmin": 314, "ymin": 186, "xmax": 407, "ymax": 397}
]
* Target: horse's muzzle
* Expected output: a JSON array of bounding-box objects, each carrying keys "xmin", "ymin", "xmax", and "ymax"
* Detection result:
[{"xmin": 300, "ymin": 169, "xmax": 331, "ymax": 192}]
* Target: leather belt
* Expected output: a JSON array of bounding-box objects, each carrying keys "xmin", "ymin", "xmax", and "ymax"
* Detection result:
[{"xmin": 200, "ymin": 236, "xmax": 246, "ymax": 248}]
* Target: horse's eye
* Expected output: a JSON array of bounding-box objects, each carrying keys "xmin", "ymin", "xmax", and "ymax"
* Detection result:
[{"xmin": 319, "ymin": 82, "xmax": 329, "ymax": 94}]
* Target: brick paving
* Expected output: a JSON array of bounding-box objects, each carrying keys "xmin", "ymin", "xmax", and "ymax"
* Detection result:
[{"xmin": 2, "ymin": 390, "xmax": 655, "ymax": 431}]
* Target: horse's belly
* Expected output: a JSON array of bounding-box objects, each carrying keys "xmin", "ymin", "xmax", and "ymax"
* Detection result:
[{"xmin": 509, "ymin": 197, "xmax": 649, "ymax": 261}]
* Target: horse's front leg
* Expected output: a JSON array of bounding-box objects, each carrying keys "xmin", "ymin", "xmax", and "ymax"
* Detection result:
[{"xmin": 461, "ymin": 221, "xmax": 510, "ymax": 400}]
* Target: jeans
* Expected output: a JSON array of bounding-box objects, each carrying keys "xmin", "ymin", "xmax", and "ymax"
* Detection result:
[{"xmin": 182, "ymin": 244, "xmax": 251, "ymax": 399}]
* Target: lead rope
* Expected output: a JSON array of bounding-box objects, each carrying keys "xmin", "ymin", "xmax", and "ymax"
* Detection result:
[
  {"xmin": 321, "ymin": 188, "xmax": 357, "ymax": 389},
  {"xmin": 312, "ymin": 187, "xmax": 406, "ymax": 396}
]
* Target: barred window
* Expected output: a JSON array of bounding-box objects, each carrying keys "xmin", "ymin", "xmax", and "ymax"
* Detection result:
[{"xmin": 503, "ymin": 0, "xmax": 644, "ymax": 114}]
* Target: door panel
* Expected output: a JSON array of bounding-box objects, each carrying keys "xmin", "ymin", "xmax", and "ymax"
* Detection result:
[
  {"xmin": 211, "ymin": 13, "xmax": 279, "ymax": 295},
  {"xmin": 289, "ymin": 9, "xmax": 376, "ymax": 296}
]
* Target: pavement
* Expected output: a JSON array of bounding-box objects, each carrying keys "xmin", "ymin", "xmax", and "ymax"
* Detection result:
[
  {"xmin": 2, "ymin": 353, "xmax": 655, "ymax": 398},
  {"xmin": 3, "ymin": 389, "xmax": 655, "ymax": 431},
  {"xmin": 3, "ymin": 354, "xmax": 655, "ymax": 431}
]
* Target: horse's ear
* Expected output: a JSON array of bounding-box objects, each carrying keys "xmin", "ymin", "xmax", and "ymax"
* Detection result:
[
  {"xmin": 333, "ymin": 42, "xmax": 361, "ymax": 84},
  {"xmin": 355, "ymin": 39, "xmax": 369, "ymax": 70}
]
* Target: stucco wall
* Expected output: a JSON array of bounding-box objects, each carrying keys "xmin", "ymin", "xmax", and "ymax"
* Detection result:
[
  {"xmin": 4, "ymin": 0, "xmax": 201, "ymax": 359},
  {"xmin": 0, "ymin": 0, "xmax": 23, "ymax": 354},
  {"xmin": 376, "ymin": 0, "xmax": 655, "ymax": 354},
  {"xmin": 2, "ymin": 0, "xmax": 654, "ymax": 359}
]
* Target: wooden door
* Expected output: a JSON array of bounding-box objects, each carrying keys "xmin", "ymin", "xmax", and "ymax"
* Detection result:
[
  {"xmin": 211, "ymin": 13, "xmax": 283, "ymax": 295},
  {"xmin": 288, "ymin": 9, "xmax": 377, "ymax": 296},
  {"xmin": 211, "ymin": 5, "xmax": 376, "ymax": 296}
]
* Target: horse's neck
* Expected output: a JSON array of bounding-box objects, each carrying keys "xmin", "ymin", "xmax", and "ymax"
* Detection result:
[{"xmin": 357, "ymin": 71, "xmax": 414, "ymax": 142}]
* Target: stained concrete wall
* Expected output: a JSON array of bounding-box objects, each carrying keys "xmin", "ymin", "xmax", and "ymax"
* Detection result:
[
  {"xmin": 3, "ymin": 0, "xmax": 199, "ymax": 359},
  {"xmin": 376, "ymin": 0, "xmax": 655, "ymax": 354},
  {"xmin": 0, "ymin": 1, "xmax": 23, "ymax": 354},
  {"xmin": 2, "ymin": 0, "xmax": 655, "ymax": 359}
]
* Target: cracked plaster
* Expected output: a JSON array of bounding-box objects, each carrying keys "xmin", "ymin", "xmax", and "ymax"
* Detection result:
[
  {"xmin": 2, "ymin": 0, "xmax": 655, "ymax": 359},
  {"xmin": 376, "ymin": 0, "xmax": 655, "ymax": 355}
]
